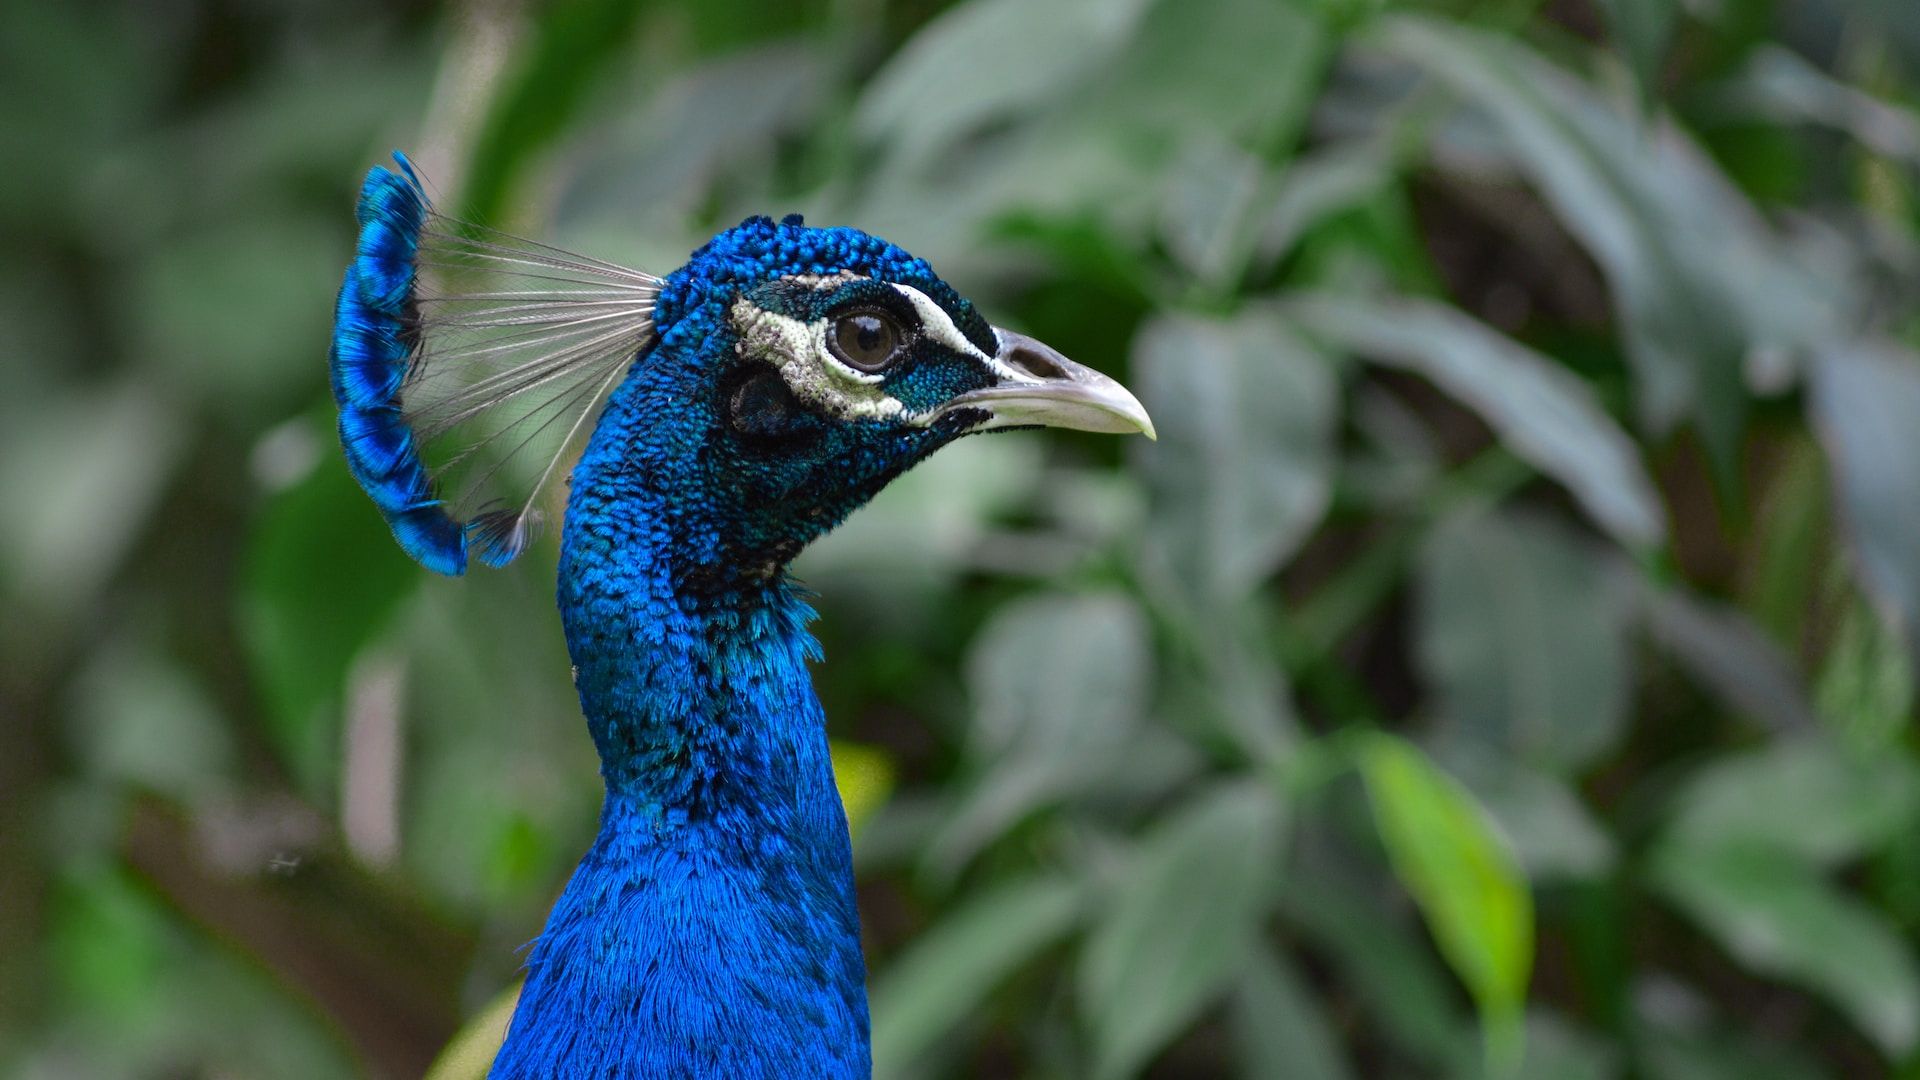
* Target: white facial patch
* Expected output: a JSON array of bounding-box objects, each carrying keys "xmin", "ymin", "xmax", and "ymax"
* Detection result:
[
  {"xmin": 729, "ymin": 277, "xmax": 1021, "ymax": 428},
  {"xmin": 731, "ymin": 296, "xmax": 910, "ymax": 422}
]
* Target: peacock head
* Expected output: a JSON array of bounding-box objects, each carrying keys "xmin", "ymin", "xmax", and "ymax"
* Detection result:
[
  {"xmin": 614, "ymin": 214, "xmax": 1155, "ymax": 572},
  {"xmin": 330, "ymin": 155, "xmax": 1153, "ymax": 578}
]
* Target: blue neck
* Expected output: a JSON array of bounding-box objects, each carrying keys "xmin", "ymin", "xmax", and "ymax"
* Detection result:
[{"xmin": 489, "ymin": 372, "xmax": 870, "ymax": 1079}]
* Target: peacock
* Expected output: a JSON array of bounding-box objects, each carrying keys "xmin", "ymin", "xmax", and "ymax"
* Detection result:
[{"xmin": 329, "ymin": 153, "xmax": 1153, "ymax": 1078}]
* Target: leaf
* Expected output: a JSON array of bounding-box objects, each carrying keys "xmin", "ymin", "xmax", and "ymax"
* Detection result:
[
  {"xmin": 1816, "ymin": 598, "xmax": 1916, "ymax": 754},
  {"xmin": 1662, "ymin": 738, "xmax": 1919, "ymax": 868},
  {"xmin": 1416, "ymin": 508, "xmax": 1636, "ymax": 771},
  {"xmin": 1079, "ymin": 780, "xmax": 1288, "ymax": 1079},
  {"xmin": 1289, "ymin": 291, "xmax": 1664, "ymax": 549},
  {"xmin": 1374, "ymin": 15, "xmax": 1840, "ymax": 460},
  {"xmin": 829, "ymin": 740, "xmax": 895, "ymax": 839},
  {"xmin": 239, "ymin": 416, "xmax": 418, "ymax": 798},
  {"xmin": 1809, "ymin": 341, "xmax": 1920, "ymax": 666},
  {"xmin": 1279, "ymin": 875, "xmax": 1465, "ymax": 1063},
  {"xmin": 1713, "ymin": 46, "xmax": 1920, "ymax": 167},
  {"xmin": 0, "ymin": 380, "xmax": 185, "ymax": 624},
  {"xmin": 870, "ymin": 875, "xmax": 1084, "ymax": 1078},
  {"xmin": 1450, "ymin": 759, "xmax": 1615, "ymax": 882},
  {"xmin": 1594, "ymin": 0, "xmax": 1677, "ymax": 97},
  {"xmin": 1635, "ymin": 582, "xmax": 1819, "ymax": 734},
  {"xmin": 853, "ymin": 0, "xmax": 1152, "ymax": 170},
  {"xmin": 460, "ymin": 0, "xmax": 647, "ymax": 224},
  {"xmin": 423, "ymin": 984, "xmax": 519, "ymax": 1080},
  {"xmin": 1231, "ymin": 945, "xmax": 1355, "ymax": 1080},
  {"xmin": 929, "ymin": 591, "xmax": 1152, "ymax": 872},
  {"xmin": 1132, "ymin": 309, "xmax": 1338, "ymax": 610},
  {"xmin": 1359, "ymin": 734, "xmax": 1533, "ymax": 1072},
  {"xmin": 558, "ymin": 41, "xmax": 833, "ymax": 238},
  {"xmin": 1650, "ymin": 841, "xmax": 1920, "ymax": 1055},
  {"xmin": 1257, "ymin": 140, "xmax": 1399, "ymax": 269}
]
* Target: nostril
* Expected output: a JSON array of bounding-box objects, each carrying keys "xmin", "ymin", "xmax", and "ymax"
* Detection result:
[{"xmin": 1005, "ymin": 343, "xmax": 1068, "ymax": 381}]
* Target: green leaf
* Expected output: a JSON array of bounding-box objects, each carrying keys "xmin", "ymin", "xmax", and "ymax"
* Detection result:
[
  {"xmin": 829, "ymin": 739, "xmax": 894, "ymax": 839},
  {"xmin": 1132, "ymin": 309, "xmax": 1338, "ymax": 610},
  {"xmin": 930, "ymin": 591, "xmax": 1152, "ymax": 872},
  {"xmin": 1662, "ymin": 738, "xmax": 1919, "ymax": 868},
  {"xmin": 461, "ymin": 0, "xmax": 647, "ymax": 224},
  {"xmin": 854, "ymin": 0, "xmax": 1152, "ymax": 170},
  {"xmin": 1635, "ymin": 582, "xmax": 1819, "ymax": 734},
  {"xmin": 1289, "ymin": 291, "xmax": 1664, "ymax": 549},
  {"xmin": 239, "ymin": 419, "xmax": 418, "ymax": 798},
  {"xmin": 423, "ymin": 984, "xmax": 519, "ymax": 1080},
  {"xmin": 1279, "ymin": 875, "xmax": 1465, "ymax": 1063},
  {"xmin": 1816, "ymin": 598, "xmax": 1915, "ymax": 754},
  {"xmin": 1079, "ymin": 780, "xmax": 1288, "ymax": 1079},
  {"xmin": 1374, "ymin": 15, "xmax": 1840, "ymax": 461},
  {"xmin": 1359, "ymin": 734, "xmax": 1533, "ymax": 1073},
  {"xmin": 1416, "ymin": 508, "xmax": 1635, "ymax": 771},
  {"xmin": 1231, "ymin": 945, "xmax": 1355, "ymax": 1080},
  {"xmin": 1650, "ymin": 841, "xmax": 1920, "ymax": 1055},
  {"xmin": 1809, "ymin": 341, "xmax": 1920, "ymax": 667},
  {"xmin": 1594, "ymin": 0, "xmax": 1677, "ymax": 97},
  {"xmin": 1508, "ymin": 1011, "xmax": 1618, "ymax": 1080},
  {"xmin": 0, "ymin": 380, "xmax": 185, "ymax": 627},
  {"xmin": 1257, "ymin": 140, "xmax": 1399, "ymax": 269},
  {"xmin": 871, "ymin": 875, "xmax": 1085, "ymax": 1078},
  {"xmin": 1451, "ymin": 759, "xmax": 1615, "ymax": 882}
]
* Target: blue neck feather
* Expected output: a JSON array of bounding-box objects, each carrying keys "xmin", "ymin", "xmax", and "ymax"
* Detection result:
[{"xmin": 488, "ymin": 355, "xmax": 869, "ymax": 1079}]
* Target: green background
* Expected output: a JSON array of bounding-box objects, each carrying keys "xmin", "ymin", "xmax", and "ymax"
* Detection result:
[{"xmin": 6, "ymin": 0, "xmax": 1920, "ymax": 1076}]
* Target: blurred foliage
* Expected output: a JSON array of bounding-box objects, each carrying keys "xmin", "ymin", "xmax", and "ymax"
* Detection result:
[{"xmin": 6, "ymin": 0, "xmax": 1920, "ymax": 1077}]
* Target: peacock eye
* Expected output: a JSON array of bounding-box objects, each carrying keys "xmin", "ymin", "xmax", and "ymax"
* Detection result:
[{"xmin": 827, "ymin": 310, "xmax": 904, "ymax": 373}]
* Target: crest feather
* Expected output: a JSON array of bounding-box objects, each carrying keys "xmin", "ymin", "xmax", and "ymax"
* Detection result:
[{"xmin": 328, "ymin": 152, "xmax": 661, "ymax": 574}]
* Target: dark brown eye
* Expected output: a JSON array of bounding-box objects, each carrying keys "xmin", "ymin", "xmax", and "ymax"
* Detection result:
[{"xmin": 827, "ymin": 311, "xmax": 903, "ymax": 373}]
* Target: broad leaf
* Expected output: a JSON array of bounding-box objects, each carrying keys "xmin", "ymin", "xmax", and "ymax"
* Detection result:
[
  {"xmin": 871, "ymin": 875, "xmax": 1085, "ymax": 1078},
  {"xmin": 1132, "ymin": 309, "xmax": 1338, "ymax": 610},
  {"xmin": 1636, "ymin": 582, "xmax": 1819, "ymax": 734},
  {"xmin": 854, "ymin": 0, "xmax": 1151, "ymax": 170},
  {"xmin": 1231, "ymin": 945, "xmax": 1354, "ymax": 1080},
  {"xmin": 1809, "ymin": 341, "xmax": 1920, "ymax": 666},
  {"xmin": 1375, "ymin": 15, "xmax": 1840, "ymax": 460},
  {"xmin": 1651, "ymin": 842, "xmax": 1920, "ymax": 1055},
  {"xmin": 929, "ymin": 591, "xmax": 1152, "ymax": 873},
  {"xmin": 1662, "ymin": 738, "xmax": 1919, "ymax": 868},
  {"xmin": 1416, "ymin": 508, "xmax": 1635, "ymax": 771},
  {"xmin": 1290, "ymin": 291, "xmax": 1664, "ymax": 549},
  {"xmin": 1080, "ymin": 780, "xmax": 1288, "ymax": 1079}
]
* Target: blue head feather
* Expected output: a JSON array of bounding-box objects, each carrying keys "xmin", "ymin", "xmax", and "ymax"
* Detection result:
[{"xmin": 328, "ymin": 155, "xmax": 470, "ymax": 575}]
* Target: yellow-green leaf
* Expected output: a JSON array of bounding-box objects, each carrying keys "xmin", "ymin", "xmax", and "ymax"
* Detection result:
[{"xmin": 1359, "ymin": 734, "xmax": 1533, "ymax": 1074}]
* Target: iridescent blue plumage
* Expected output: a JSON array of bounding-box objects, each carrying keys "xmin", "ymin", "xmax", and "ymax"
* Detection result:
[
  {"xmin": 328, "ymin": 155, "xmax": 468, "ymax": 574},
  {"xmin": 328, "ymin": 152, "xmax": 1153, "ymax": 1079}
]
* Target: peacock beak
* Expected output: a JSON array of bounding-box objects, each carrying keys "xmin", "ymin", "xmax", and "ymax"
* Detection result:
[{"xmin": 941, "ymin": 329, "xmax": 1157, "ymax": 440}]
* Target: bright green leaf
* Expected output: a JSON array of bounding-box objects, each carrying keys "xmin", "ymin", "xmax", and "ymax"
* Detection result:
[{"xmin": 1360, "ymin": 733, "xmax": 1533, "ymax": 1073}]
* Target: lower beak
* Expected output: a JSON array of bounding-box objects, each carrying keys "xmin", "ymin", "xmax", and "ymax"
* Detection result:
[{"xmin": 939, "ymin": 329, "xmax": 1157, "ymax": 439}]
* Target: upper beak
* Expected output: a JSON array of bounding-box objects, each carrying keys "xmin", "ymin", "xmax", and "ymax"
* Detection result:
[{"xmin": 938, "ymin": 329, "xmax": 1157, "ymax": 440}]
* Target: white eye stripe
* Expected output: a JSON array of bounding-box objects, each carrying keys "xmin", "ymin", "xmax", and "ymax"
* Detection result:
[{"xmin": 887, "ymin": 283, "xmax": 999, "ymax": 367}]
